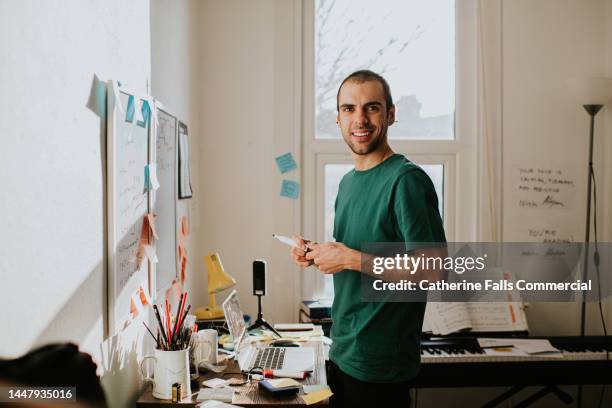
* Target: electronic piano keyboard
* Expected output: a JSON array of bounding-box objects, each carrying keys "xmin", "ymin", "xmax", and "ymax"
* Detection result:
[{"xmin": 412, "ymin": 336, "xmax": 612, "ymax": 388}]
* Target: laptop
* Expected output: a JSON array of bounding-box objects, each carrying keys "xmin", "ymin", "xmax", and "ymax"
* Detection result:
[{"xmin": 222, "ymin": 290, "xmax": 315, "ymax": 372}]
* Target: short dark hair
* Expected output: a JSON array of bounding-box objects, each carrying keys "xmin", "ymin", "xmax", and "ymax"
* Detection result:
[{"xmin": 336, "ymin": 70, "xmax": 393, "ymax": 111}]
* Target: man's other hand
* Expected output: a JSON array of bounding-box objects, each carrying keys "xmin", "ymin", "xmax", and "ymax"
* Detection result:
[
  {"xmin": 291, "ymin": 235, "xmax": 314, "ymax": 268},
  {"xmin": 305, "ymin": 242, "xmax": 359, "ymax": 274}
]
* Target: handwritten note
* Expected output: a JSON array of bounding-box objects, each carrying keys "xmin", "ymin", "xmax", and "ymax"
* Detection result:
[
  {"xmin": 508, "ymin": 164, "xmax": 579, "ymax": 243},
  {"xmin": 515, "ymin": 167, "xmax": 575, "ymax": 210}
]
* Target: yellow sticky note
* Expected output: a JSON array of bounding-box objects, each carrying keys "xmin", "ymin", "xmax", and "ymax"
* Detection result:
[
  {"xmin": 301, "ymin": 386, "xmax": 333, "ymax": 405},
  {"xmin": 267, "ymin": 378, "xmax": 301, "ymax": 388}
]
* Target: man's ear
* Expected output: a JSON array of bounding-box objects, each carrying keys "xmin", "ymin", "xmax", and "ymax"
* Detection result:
[
  {"xmin": 336, "ymin": 113, "xmax": 340, "ymax": 125},
  {"xmin": 387, "ymin": 105, "xmax": 396, "ymax": 125}
]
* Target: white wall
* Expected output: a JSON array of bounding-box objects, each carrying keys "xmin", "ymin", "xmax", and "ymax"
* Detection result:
[
  {"xmin": 196, "ymin": 0, "xmax": 301, "ymax": 324},
  {"xmin": 0, "ymin": 0, "xmax": 150, "ymax": 406},
  {"xmin": 501, "ymin": 0, "xmax": 612, "ymax": 338}
]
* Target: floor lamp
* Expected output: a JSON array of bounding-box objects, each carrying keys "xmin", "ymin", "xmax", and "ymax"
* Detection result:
[{"xmin": 569, "ymin": 77, "xmax": 612, "ymax": 337}]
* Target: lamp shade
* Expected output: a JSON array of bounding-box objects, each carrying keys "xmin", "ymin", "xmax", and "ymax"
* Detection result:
[
  {"xmin": 566, "ymin": 76, "xmax": 612, "ymax": 105},
  {"xmin": 204, "ymin": 253, "xmax": 236, "ymax": 294}
]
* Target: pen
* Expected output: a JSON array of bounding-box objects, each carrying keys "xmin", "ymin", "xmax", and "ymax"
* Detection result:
[
  {"xmin": 263, "ymin": 369, "xmax": 308, "ymax": 379},
  {"xmin": 273, "ymin": 234, "xmax": 312, "ymax": 252},
  {"xmin": 172, "ymin": 293, "xmax": 184, "ymax": 342},
  {"xmin": 153, "ymin": 305, "xmax": 170, "ymax": 350},
  {"xmin": 143, "ymin": 322, "xmax": 161, "ymax": 349}
]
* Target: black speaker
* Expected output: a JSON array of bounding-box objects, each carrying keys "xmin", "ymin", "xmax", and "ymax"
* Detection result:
[{"xmin": 253, "ymin": 259, "xmax": 267, "ymax": 296}]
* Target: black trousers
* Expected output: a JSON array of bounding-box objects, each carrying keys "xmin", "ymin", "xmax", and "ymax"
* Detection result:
[{"xmin": 326, "ymin": 360, "xmax": 412, "ymax": 408}]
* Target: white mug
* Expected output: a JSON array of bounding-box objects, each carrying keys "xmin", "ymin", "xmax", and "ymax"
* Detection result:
[
  {"xmin": 194, "ymin": 329, "xmax": 218, "ymax": 366},
  {"xmin": 140, "ymin": 348, "xmax": 192, "ymax": 400}
]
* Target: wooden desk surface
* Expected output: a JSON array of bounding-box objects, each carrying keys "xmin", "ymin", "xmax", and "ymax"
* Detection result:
[{"xmin": 136, "ymin": 341, "xmax": 328, "ymax": 407}]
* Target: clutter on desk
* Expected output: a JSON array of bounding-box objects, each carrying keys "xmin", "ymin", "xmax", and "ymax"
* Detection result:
[
  {"xmin": 263, "ymin": 369, "xmax": 308, "ymax": 379},
  {"xmin": 266, "ymin": 378, "xmax": 301, "ymax": 388},
  {"xmin": 201, "ymin": 378, "xmax": 229, "ymax": 389},
  {"xmin": 196, "ymin": 400, "xmax": 240, "ymax": 408},
  {"xmin": 140, "ymin": 292, "xmax": 197, "ymax": 400},
  {"xmin": 147, "ymin": 292, "xmax": 193, "ymax": 351},
  {"xmin": 302, "ymin": 384, "xmax": 328, "ymax": 394},
  {"xmin": 258, "ymin": 379, "xmax": 301, "ymax": 396},
  {"xmin": 301, "ymin": 385, "xmax": 333, "ymax": 405},
  {"xmin": 196, "ymin": 387, "xmax": 234, "ymax": 403},
  {"xmin": 274, "ymin": 323, "xmax": 315, "ymax": 331}
]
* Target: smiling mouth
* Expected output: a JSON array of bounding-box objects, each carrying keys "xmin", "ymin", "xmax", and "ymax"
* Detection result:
[{"xmin": 351, "ymin": 130, "xmax": 373, "ymax": 138}]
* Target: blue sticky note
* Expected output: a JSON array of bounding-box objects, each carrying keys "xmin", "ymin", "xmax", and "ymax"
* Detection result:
[
  {"xmin": 280, "ymin": 180, "xmax": 299, "ymax": 199},
  {"xmin": 137, "ymin": 100, "xmax": 151, "ymax": 128},
  {"xmin": 143, "ymin": 165, "xmax": 150, "ymax": 193},
  {"xmin": 125, "ymin": 95, "xmax": 135, "ymax": 123},
  {"xmin": 94, "ymin": 79, "xmax": 107, "ymax": 117},
  {"xmin": 275, "ymin": 152, "xmax": 297, "ymax": 173}
]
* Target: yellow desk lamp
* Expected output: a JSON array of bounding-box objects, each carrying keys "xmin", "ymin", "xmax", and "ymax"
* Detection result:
[{"xmin": 195, "ymin": 253, "xmax": 236, "ymax": 320}]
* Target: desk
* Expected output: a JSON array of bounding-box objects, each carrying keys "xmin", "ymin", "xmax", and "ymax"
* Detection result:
[{"xmin": 136, "ymin": 340, "xmax": 328, "ymax": 407}]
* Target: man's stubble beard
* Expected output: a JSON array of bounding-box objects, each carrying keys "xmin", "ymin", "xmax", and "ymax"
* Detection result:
[{"xmin": 343, "ymin": 129, "xmax": 386, "ymax": 156}]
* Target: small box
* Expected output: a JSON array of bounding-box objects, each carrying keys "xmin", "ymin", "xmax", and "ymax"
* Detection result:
[{"xmin": 258, "ymin": 380, "xmax": 300, "ymax": 396}]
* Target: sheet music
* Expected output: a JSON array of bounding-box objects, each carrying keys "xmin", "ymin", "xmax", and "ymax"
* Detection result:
[
  {"xmin": 466, "ymin": 302, "xmax": 528, "ymax": 332},
  {"xmin": 424, "ymin": 301, "xmax": 528, "ymax": 335},
  {"xmin": 424, "ymin": 303, "xmax": 471, "ymax": 335}
]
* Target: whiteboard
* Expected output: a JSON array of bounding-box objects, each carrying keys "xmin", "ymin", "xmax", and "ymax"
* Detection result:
[
  {"xmin": 107, "ymin": 83, "xmax": 151, "ymax": 335},
  {"xmin": 152, "ymin": 107, "xmax": 178, "ymax": 296}
]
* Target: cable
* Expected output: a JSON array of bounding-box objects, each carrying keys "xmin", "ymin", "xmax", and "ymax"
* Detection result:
[{"xmin": 589, "ymin": 168, "xmax": 607, "ymax": 339}]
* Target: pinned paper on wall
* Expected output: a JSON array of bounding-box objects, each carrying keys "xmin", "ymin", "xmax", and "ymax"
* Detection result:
[
  {"xmin": 133, "ymin": 213, "xmax": 159, "ymax": 268},
  {"xmin": 144, "ymin": 244, "xmax": 158, "ymax": 263},
  {"xmin": 130, "ymin": 296, "xmax": 139, "ymax": 318},
  {"xmin": 180, "ymin": 256, "xmax": 187, "ymax": 285},
  {"xmin": 275, "ymin": 152, "xmax": 298, "ymax": 173},
  {"xmin": 147, "ymin": 213, "xmax": 159, "ymax": 239},
  {"xmin": 139, "ymin": 285, "xmax": 151, "ymax": 307},
  {"xmin": 178, "ymin": 122, "xmax": 193, "ymax": 199},
  {"xmin": 137, "ymin": 100, "xmax": 151, "ymax": 128},
  {"xmin": 111, "ymin": 81, "xmax": 123, "ymax": 114},
  {"xmin": 181, "ymin": 216, "xmax": 189, "ymax": 236},
  {"xmin": 280, "ymin": 180, "xmax": 300, "ymax": 199},
  {"xmin": 144, "ymin": 164, "xmax": 161, "ymax": 192},
  {"xmin": 172, "ymin": 279, "xmax": 181, "ymax": 298},
  {"xmin": 125, "ymin": 95, "xmax": 135, "ymax": 123},
  {"xmin": 178, "ymin": 243, "xmax": 186, "ymax": 261},
  {"xmin": 149, "ymin": 164, "xmax": 160, "ymax": 190},
  {"xmin": 165, "ymin": 285, "xmax": 173, "ymax": 303},
  {"xmin": 178, "ymin": 216, "xmax": 189, "ymax": 284},
  {"xmin": 87, "ymin": 75, "xmax": 107, "ymax": 118}
]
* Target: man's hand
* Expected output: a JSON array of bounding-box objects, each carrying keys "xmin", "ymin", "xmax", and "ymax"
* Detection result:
[
  {"xmin": 305, "ymin": 242, "xmax": 360, "ymax": 274},
  {"xmin": 291, "ymin": 235, "xmax": 314, "ymax": 268}
]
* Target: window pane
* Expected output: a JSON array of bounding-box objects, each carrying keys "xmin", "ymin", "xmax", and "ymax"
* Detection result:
[
  {"xmin": 324, "ymin": 163, "xmax": 443, "ymax": 244},
  {"xmin": 324, "ymin": 164, "xmax": 354, "ymax": 242},
  {"xmin": 315, "ymin": 0, "xmax": 455, "ymax": 140},
  {"xmin": 420, "ymin": 164, "xmax": 444, "ymax": 217}
]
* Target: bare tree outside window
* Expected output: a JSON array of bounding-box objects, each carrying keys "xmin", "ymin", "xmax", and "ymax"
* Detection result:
[{"xmin": 315, "ymin": 0, "xmax": 455, "ymax": 140}]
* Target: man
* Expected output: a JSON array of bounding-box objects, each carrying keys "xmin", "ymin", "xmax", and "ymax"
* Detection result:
[{"xmin": 291, "ymin": 70, "xmax": 446, "ymax": 407}]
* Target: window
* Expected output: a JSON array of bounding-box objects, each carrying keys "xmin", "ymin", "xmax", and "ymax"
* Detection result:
[
  {"xmin": 302, "ymin": 0, "xmax": 477, "ymax": 300},
  {"xmin": 315, "ymin": 0, "xmax": 455, "ymax": 140}
]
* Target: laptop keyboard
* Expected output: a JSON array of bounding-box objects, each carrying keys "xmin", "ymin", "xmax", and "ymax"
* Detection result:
[{"xmin": 248, "ymin": 347, "xmax": 286, "ymax": 370}]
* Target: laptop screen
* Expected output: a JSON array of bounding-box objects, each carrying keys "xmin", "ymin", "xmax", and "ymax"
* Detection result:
[{"xmin": 222, "ymin": 290, "xmax": 246, "ymax": 349}]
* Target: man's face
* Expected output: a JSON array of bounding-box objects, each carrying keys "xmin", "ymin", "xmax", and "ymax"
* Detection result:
[{"xmin": 336, "ymin": 80, "xmax": 395, "ymax": 155}]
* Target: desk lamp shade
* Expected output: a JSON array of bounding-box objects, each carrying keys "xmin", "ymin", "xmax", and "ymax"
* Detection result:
[{"xmin": 195, "ymin": 253, "xmax": 236, "ymax": 320}]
